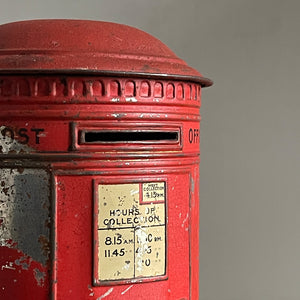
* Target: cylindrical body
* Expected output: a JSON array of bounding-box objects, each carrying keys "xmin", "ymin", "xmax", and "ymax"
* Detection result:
[{"xmin": 0, "ymin": 20, "xmax": 212, "ymax": 300}]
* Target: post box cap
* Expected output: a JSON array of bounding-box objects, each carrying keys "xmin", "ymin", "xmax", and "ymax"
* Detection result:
[{"xmin": 0, "ymin": 19, "xmax": 212, "ymax": 87}]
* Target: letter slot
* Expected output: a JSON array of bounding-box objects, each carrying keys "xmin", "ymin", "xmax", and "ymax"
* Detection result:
[{"xmin": 80, "ymin": 130, "xmax": 179, "ymax": 144}]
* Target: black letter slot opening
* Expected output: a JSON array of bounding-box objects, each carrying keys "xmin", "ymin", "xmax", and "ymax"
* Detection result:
[{"xmin": 79, "ymin": 130, "xmax": 179, "ymax": 144}]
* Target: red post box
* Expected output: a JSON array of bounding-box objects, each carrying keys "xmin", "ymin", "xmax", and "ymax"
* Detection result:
[{"xmin": 0, "ymin": 20, "xmax": 212, "ymax": 299}]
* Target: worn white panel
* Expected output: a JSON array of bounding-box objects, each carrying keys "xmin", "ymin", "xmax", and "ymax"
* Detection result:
[
  {"xmin": 0, "ymin": 168, "xmax": 50, "ymax": 265},
  {"xmin": 95, "ymin": 182, "xmax": 166, "ymax": 283}
]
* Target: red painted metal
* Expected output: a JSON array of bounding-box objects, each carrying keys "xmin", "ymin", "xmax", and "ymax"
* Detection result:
[
  {"xmin": 0, "ymin": 20, "xmax": 212, "ymax": 300},
  {"xmin": 0, "ymin": 19, "xmax": 212, "ymax": 86}
]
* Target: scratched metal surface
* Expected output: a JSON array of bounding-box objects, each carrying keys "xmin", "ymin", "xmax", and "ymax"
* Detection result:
[{"xmin": 0, "ymin": 168, "xmax": 50, "ymax": 265}]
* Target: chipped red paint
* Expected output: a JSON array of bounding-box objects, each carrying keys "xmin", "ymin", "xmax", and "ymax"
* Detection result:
[
  {"xmin": 0, "ymin": 20, "xmax": 212, "ymax": 300},
  {"xmin": 0, "ymin": 247, "xmax": 50, "ymax": 299}
]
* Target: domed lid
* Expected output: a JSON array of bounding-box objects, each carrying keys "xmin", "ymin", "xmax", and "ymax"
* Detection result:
[{"xmin": 0, "ymin": 19, "xmax": 212, "ymax": 87}]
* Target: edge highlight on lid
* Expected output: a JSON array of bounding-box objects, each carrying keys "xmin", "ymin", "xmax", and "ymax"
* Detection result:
[{"xmin": 0, "ymin": 19, "xmax": 212, "ymax": 87}]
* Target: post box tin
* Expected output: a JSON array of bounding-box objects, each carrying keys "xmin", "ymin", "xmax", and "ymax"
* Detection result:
[{"xmin": 0, "ymin": 20, "xmax": 212, "ymax": 300}]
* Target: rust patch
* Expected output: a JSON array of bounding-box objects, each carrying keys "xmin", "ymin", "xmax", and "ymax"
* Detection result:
[
  {"xmin": 17, "ymin": 166, "xmax": 25, "ymax": 174},
  {"xmin": 38, "ymin": 235, "xmax": 50, "ymax": 260}
]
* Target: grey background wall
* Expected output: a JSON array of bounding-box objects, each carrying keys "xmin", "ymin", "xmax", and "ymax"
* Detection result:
[{"xmin": 1, "ymin": 1, "xmax": 299, "ymax": 299}]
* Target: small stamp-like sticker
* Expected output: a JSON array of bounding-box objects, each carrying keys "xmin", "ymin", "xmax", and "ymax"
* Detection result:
[{"xmin": 142, "ymin": 182, "xmax": 165, "ymax": 203}]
